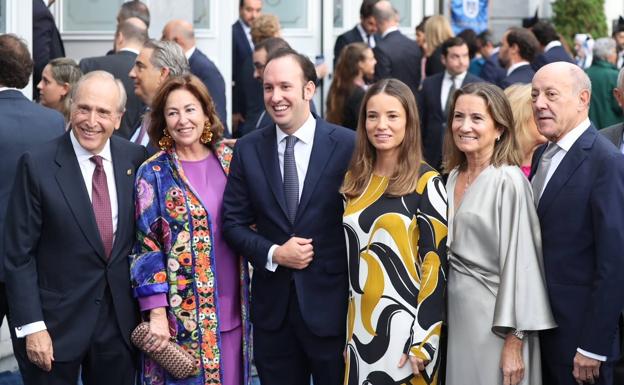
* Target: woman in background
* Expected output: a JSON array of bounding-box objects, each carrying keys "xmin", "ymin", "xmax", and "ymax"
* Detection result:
[
  {"xmin": 326, "ymin": 42, "xmax": 376, "ymax": 130},
  {"xmin": 37, "ymin": 57, "xmax": 82, "ymax": 124},
  {"xmin": 503, "ymin": 84, "xmax": 547, "ymax": 177},
  {"xmin": 424, "ymin": 15, "xmax": 454, "ymax": 77},
  {"xmin": 342, "ymin": 78, "xmax": 447, "ymax": 384},
  {"xmin": 444, "ymin": 82, "xmax": 556, "ymax": 385}
]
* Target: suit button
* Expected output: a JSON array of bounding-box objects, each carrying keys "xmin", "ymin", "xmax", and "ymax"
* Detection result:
[{"xmin": 95, "ymin": 299, "xmax": 101, "ymax": 305}]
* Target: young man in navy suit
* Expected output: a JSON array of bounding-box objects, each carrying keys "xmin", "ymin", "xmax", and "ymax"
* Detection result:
[
  {"xmin": 531, "ymin": 61, "xmax": 624, "ymax": 385},
  {"xmin": 5, "ymin": 71, "xmax": 146, "ymax": 385},
  {"xmin": 333, "ymin": 0, "xmax": 380, "ymax": 67},
  {"xmin": 498, "ymin": 27, "xmax": 539, "ymax": 89},
  {"xmin": 223, "ymin": 48, "xmax": 355, "ymax": 385},
  {"xmin": 531, "ymin": 20, "xmax": 575, "ymax": 71}
]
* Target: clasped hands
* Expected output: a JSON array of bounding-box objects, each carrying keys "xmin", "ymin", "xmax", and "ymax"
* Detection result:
[{"xmin": 273, "ymin": 237, "xmax": 314, "ymax": 269}]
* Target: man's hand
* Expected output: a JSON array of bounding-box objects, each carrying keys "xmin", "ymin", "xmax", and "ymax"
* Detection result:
[
  {"xmin": 273, "ymin": 237, "xmax": 313, "ymax": 269},
  {"xmin": 573, "ymin": 351, "xmax": 601, "ymax": 385},
  {"xmin": 26, "ymin": 330, "xmax": 54, "ymax": 371},
  {"xmin": 398, "ymin": 353, "xmax": 428, "ymax": 375}
]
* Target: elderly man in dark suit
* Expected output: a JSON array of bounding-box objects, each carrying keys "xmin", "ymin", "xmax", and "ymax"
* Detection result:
[
  {"xmin": 372, "ymin": 0, "xmax": 421, "ymax": 97},
  {"xmin": 498, "ymin": 27, "xmax": 539, "ymax": 89},
  {"xmin": 531, "ymin": 20, "xmax": 575, "ymax": 71},
  {"xmin": 0, "ymin": 34, "xmax": 65, "ymax": 329},
  {"xmin": 5, "ymin": 70, "xmax": 146, "ymax": 385},
  {"xmin": 600, "ymin": 67, "xmax": 624, "ymax": 151},
  {"xmin": 223, "ymin": 48, "xmax": 355, "ymax": 385},
  {"xmin": 232, "ymin": 0, "xmax": 262, "ymax": 135},
  {"xmin": 80, "ymin": 17, "xmax": 148, "ymax": 139},
  {"xmin": 162, "ymin": 19, "xmax": 228, "ymax": 132},
  {"xmin": 333, "ymin": 0, "xmax": 380, "ymax": 67},
  {"xmin": 531, "ymin": 61, "xmax": 624, "ymax": 385},
  {"xmin": 419, "ymin": 37, "xmax": 481, "ymax": 171}
]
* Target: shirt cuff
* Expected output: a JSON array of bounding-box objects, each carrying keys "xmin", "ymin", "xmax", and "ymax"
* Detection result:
[
  {"xmin": 15, "ymin": 321, "xmax": 47, "ymax": 338},
  {"xmin": 138, "ymin": 294, "xmax": 169, "ymax": 312},
  {"xmin": 577, "ymin": 348, "xmax": 607, "ymax": 362},
  {"xmin": 266, "ymin": 244, "xmax": 279, "ymax": 272}
]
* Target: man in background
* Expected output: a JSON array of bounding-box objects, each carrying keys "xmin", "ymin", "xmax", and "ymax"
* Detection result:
[
  {"xmin": 498, "ymin": 27, "xmax": 539, "ymax": 88},
  {"xmin": 333, "ymin": 0, "xmax": 379, "ymax": 67}
]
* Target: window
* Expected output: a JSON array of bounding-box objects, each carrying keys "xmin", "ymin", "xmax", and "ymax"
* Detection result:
[
  {"xmin": 391, "ymin": 0, "xmax": 412, "ymax": 27},
  {"xmin": 193, "ymin": 0, "xmax": 210, "ymax": 30},
  {"xmin": 62, "ymin": 0, "xmax": 122, "ymax": 32},
  {"xmin": 0, "ymin": 0, "xmax": 5, "ymax": 33},
  {"xmin": 333, "ymin": 0, "xmax": 343, "ymax": 29},
  {"xmin": 263, "ymin": 0, "xmax": 308, "ymax": 29}
]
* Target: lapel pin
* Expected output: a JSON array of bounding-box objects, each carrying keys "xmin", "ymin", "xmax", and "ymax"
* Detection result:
[{"xmin": 127, "ymin": 168, "xmax": 133, "ymax": 176}]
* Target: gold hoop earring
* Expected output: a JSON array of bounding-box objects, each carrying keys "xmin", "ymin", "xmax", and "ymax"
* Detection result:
[
  {"xmin": 159, "ymin": 129, "xmax": 174, "ymax": 150},
  {"xmin": 200, "ymin": 120, "xmax": 213, "ymax": 144}
]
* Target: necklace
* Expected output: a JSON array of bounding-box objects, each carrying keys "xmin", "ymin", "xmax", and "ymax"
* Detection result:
[{"xmin": 462, "ymin": 161, "xmax": 490, "ymax": 192}]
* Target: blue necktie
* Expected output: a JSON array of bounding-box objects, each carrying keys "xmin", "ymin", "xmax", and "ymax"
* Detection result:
[{"xmin": 283, "ymin": 136, "xmax": 299, "ymax": 224}]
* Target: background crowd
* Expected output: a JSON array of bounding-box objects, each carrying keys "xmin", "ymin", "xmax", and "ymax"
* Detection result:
[{"xmin": 1, "ymin": 0, "xmax": 624, "ymax": 385}]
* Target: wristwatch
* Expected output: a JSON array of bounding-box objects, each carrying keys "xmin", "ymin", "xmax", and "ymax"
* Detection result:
[{"xmin": 512, "ymin": 329, "xmax": 525, "ymax": 340}]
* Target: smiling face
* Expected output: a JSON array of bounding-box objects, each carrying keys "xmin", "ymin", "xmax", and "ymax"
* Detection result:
[
  {"xmin": 531, "ymin": 64, "xmax": 589, "ymax": 142},
  {"xmin": 164, "ymin": 89, "xmax": 208, "ymax": 152},
  {"xmin": 70, "ymin": 76, "xmax": 121, "ymax": 154},
  {"xmin": 263, "ymin": 55, "xmax": 315, "ymax": 134},
  {"xmin": 451, "ymin": 94, "xmax": 502, "ymax": 161},
  {"xmin": 365, "ymin": 92, "xmax": 406, "ymax": 159},
  {"xmin": 37, "ymin": 64, "xmax": 68, "ymax": 110}
]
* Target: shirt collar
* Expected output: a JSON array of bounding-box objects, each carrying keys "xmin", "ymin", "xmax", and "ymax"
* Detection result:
[
  {"xmin": 70, "ymin": 129, "xmax": 113, "ymax": 162},
  {"xmin": 445, "ymin": 70, "xmax": 467, "ymax": 81},
  {"xmin": 239, "ymin": 19, "xmax": 251, "ymax": 33},
  {"xmin": 554, "ymin": 118, "xmax": 590, "ymax": 152},
  {"xmin": 185, "ymin": 46, "xmax": 196, "ymax": 60},
  {"xmin": 119, "ymin": 47, "xmax": 140, "ymax": 55},
  {"xmin": 507, "ymin": 60, "xmax": 530, "ymax": 76},
  {"xmin": 0, "ymin": 87, "xmax": 20, "ymax": 93},
  {"xmin": 544, "ymin": 40, "xmax": 562, "ymax": 52},
  {"xmin": 275, "ymin": 113, "xmax": 316, "ymax": 145},
  {"xmin": 356, "ymin": 23, "xmax": 368, "ymax": 40},
  {"xmin": 381, "ymin": 26, "xmax": 399, "ymax": 39}
]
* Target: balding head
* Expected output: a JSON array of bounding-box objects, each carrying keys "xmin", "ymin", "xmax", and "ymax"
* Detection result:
[
  {"xmin": 372, "ymin": 0, "xmax": 398, "ymax": 34},
  {"xmin": 162, "ymin": 19, "xmax": 195, "ymax": 52},
  {"xmin": 531, "ymin": 62, "xmax": 591, "ymax": 142},
  {"xmin": 115, "ymin": 17, "xmax": 148, "ymax": 50}
]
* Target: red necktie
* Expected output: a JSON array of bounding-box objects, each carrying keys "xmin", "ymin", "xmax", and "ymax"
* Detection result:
[{"xmin": 90, "ymin": 155, "xmax": 113, "ymax": 258}]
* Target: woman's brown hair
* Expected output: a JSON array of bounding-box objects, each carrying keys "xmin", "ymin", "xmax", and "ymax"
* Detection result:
[
  {"xmin": 442, "ymin": 82, "xmax": 522, "ymax": 173},
  {"xmin": 148, "ymin": 74, "xmax": 224, "ymax": 150},
  {"xmin": 341, "ymin": 78, "xmax": 423, "ymax": 198},
  {"xmin": 326, "ymin": 42, "xmax": 370, "ymax": 126}
]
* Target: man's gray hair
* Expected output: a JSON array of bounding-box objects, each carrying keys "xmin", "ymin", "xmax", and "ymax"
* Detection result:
[
  {"xmin": 71, "ymin": 71, "xmax": 127, "ymax": 113},
  {"xmin": 593, "ymin": 37, "xmax": 616, "ymax": 61},
  {"xmin": 144, "ymin": 39, "xmax": 189, "ymax": 77}
]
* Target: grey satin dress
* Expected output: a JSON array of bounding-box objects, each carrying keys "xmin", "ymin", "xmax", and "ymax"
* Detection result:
[{"xmin": 445, "ymin": 165, "xmax": 557, "ymax": 385}]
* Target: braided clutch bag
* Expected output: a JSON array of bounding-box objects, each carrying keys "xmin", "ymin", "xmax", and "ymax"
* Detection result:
[{"xmin": 131, "ymin": 322, "xmax": 197, "ymax": 379}]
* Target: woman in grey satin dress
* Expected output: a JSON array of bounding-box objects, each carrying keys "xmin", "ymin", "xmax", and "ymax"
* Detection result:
[{"xmin": 442, "ymin": 82, "xmax": 557, "ymax": 385}]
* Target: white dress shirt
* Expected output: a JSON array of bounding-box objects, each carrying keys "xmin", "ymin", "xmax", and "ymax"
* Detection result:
[
  {"xmin": 265, "ymin": 113, "xmax": 316, "ymax": 271},
  {"xmin": 185, "ymin": 46, "xmax": 196, "ymax": 60},
  {"xmin": 381, "ymin": 25, "xmax": 399, "ymax": 39},
  {"xmin": 239, "ymin": 19, "xmax": 254, "ymax": 52},
  {"xmin": 16, "ymin": 131, "xmax": 119, "ymax": 338},
  {"xmin": 537, "ymin": 117, "xmax": 606, "ymax": 361},
  {"xmin": 356, "ymin": 23, "xmax": 376, "ymax": 48},
  {"xmin": 119, "ymin": 47, "xmax": 140, "ymax": 55},
  {"xmin": 543, "ymin": 40, "xmax": 562, "ymax": 53},
  {"xmin": 440, "ymin": 71, "xmax": 467, "ymax": 110},
  {"xmin": 506, "ymin": 60, "xmax": 530, "ymax": 76}
]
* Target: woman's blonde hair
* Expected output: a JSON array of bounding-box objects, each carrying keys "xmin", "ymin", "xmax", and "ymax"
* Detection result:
[
  {"xmin": 442, "ymin": 82, "xmax": 522, "ymax": 173},
  {"xmin": 341, "ymin": 79, "xmax": 423, "ymax": 198},
  {"xmin": 503, "ymin": 84, "xmax": 536, "ymax": 158},
  {"xmin": 251, "ymin": 14, "xmax": 281, "ymax": 45},
  {"xmin": 424, "ymin": 15, "xmax": 454, "ymax": 56}
]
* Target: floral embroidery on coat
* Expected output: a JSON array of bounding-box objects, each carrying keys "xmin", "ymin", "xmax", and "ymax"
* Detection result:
[{"xmin": 130, "ymin": 141, "xmax": 251, "ymax": 385}]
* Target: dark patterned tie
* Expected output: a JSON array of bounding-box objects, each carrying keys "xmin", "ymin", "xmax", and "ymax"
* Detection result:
[
  {"xmin": 283, "ymin": 136, "xmax": 299, "ymax": 224},
  {"xmin": 90, "ymin": 155, "xmax": 113, "ymax": 258}
]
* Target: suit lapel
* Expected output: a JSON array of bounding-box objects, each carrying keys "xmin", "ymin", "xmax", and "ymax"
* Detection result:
[
  {"xmin": 434, "ymin": 74, "xmax": 444, "ymax": 114},
  {"xmin": 54, "ymin": 133, "xmax": 107, "ymax": 261},
  {"xmin": 256, "ymin": 128, "xmax": 290, "ymax": 219},
  {"xmin": 109, "ymin": 138, "xmax": 135, "ymax": 262},
  {"xmin": 297, "ymin": 121, "xmax": 337, "ymax": 220},
  {"xmin": 537, "ymin": 129, "xmax": 594, "ymax": 217}
]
